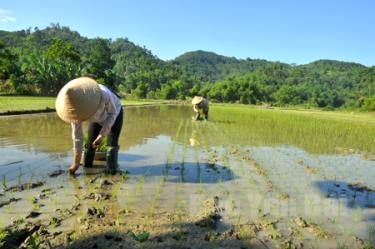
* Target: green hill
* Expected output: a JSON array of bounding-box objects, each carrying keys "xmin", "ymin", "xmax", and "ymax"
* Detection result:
[
  {"xmin": 0, "ymin": 24, "xmax": 374, "ymax": 110},
  {"xmin": 173, "ymin": 50, "xmax": 274, "ymax": 82}
]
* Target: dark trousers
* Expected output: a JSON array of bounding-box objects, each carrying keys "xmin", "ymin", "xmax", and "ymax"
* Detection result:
[
  {"xmin": 87, "ymin": 108, "xmax": 123, "ymax": 150},
  {"xmin": 195, "ymin": 110, "xmax": 208, "ymax": 121}
]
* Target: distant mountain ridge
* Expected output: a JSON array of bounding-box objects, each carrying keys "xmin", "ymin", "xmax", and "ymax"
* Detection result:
[{"xmin": 0, "ymin": 25, "xmax": 374, "ymax": 110}]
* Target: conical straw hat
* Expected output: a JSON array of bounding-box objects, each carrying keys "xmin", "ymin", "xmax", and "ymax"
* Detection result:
[
  {"xmin": 56, "ymin": 77, "xmax": 102, "ymax": 123},
  {"xmin": 192, "ymin": 96, "xmax": 203, "ymax": 105}
]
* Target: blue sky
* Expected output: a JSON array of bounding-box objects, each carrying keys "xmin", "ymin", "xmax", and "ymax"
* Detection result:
[{"xmin": 0, "ymin": 0, "xmax": 374, "ymax": 66}]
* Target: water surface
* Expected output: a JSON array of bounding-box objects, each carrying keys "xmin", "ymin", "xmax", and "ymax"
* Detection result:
[{"xmin": 0, "ymin": 105, "xmax": 374, "ymax": 248}]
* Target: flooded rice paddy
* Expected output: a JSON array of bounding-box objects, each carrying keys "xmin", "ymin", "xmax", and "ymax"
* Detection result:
[{"xmin": 0, "ymin": 105, "xmax": 374, "ymax": 249}]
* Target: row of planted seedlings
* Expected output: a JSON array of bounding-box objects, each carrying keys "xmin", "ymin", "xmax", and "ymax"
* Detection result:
[
  {"xmin": 192, "ymin": 124, "xmax": 225, "ymax": 247},
  {"xmin": 0, "ymin": 156, "xmax": 66, "ymax": 226},
  {"xmin": 212, "ymin": 124, "xmax": 262, "ymax": 247},
  {"xmin": 230, "ymin": 150, "xmax": 287, "ymax": 247},
  {"xmin": 197, "ymin": 122, "xmax": 285, "ymax": 248},
  {"xmin": 190, "ymin": 122, "xmax": 223, "ymax": 248},
  {"xmin": 198, "ymin": 117, "xmax": 373, "ymax": 248},
  {"xmin": 171, "ymin": 120, "xmax": 190, "ymax": 246},
  {"xmin": 198, "ymin": 122, "xmax": 253, "ymax": 247},
  {"xmin": 135, "ymin": 120, "xmax": 185, "ymax": 245},
  {"xmin": 240, "ymin": 147, "xmax": 360, "ymax": 247},
  {"xmin": 0, "ymin": 159, "xmax": 93, "ymax": 248},
  {"xmin": 292, "ymin": 154, "xmax": 375, "ymax": 248},
  {"xmin": 240, "ymin": 146, "xmax": 333, "ymax": 246},
  {"xmin": 204, "ymin": 123, "xmax": 325, "ymax": 248}
]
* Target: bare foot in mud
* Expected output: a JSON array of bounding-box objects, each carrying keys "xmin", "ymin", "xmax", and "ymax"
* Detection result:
[{"xmin": 68, "ymin": 164, "xmax": 80, "ymax": 175}]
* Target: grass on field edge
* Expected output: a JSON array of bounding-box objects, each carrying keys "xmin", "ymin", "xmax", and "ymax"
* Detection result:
[
  {"xmin": 0, "ymin": 96, "xmax": 374, "ymax": 124},
  {"xmin": 0, "ymin": 96, "xmax": 177, "ymax": 115}
]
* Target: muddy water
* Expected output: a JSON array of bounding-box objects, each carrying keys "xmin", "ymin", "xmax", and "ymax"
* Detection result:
[{"xmin": 0, "ymin": 105, "xmax": 374, "ymax": 248}]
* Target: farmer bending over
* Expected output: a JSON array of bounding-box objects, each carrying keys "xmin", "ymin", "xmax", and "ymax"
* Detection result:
[
  {"xmin": 192, "ymin": 96, "xmax": 209, "ymax": 121},
  {"xmin": 56, "ymin": 77, "xmax": 123, "ymax": 175}
]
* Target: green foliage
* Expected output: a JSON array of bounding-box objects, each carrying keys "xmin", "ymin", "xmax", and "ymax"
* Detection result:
[
  {"xmin": 0, "ymin": 24, "xmax": 374, "ymax": 110},
  {"xmin": 273, "ymin": 85, "xmax": 307, "ymax": 105},
  {"xmin": 0, "ymin": 222, "xmax": 7, "ymax": 242},
  {"xmin": 15, "ymin": 47, "xmax": 81, "ymax": 95},
  {"xmin": 130, "ymin": 231, "xmax": 150, "ymax": 243},
  {"xmin": 362, "ymin": 96, "xmax": 375, "ymax": 111},
  {"xmin": 0, "ymin": 41, "xmax": 19, "ymax": 80},
  {"xmin": 28, "ymin": 234, "xmax": 42, "ymax": 249},
  {"xmin": 1, "ymin": 175, "xmax": 6, "ymax": 190},
  {"xmin": 157, "ymin": 83, "xmax": 177, "ymax": 99},
  {"xmin": 83, "ymin": 134, "xmax": 108, "ymax": 152},
  {"xmin": 44, "ymin": 38, "xmax": 80, "ymax": 62},
  {"xmin": 83, "ymin": 38, "xmax": 115, "ymax": 89}
]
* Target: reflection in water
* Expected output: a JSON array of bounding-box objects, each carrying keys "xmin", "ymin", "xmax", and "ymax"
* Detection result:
[{"xmin": 1, "ymin": 105, "xmax": 374, "ymax": 154}]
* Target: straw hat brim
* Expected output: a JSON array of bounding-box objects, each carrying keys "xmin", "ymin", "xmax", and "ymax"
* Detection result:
[
  {"xmin": 56, "ymin": 77, "xmax": 101, "ymax": 123},
  {"xmin": 192, "ymin": 96, "xmax": 203, "ymax": 105}
]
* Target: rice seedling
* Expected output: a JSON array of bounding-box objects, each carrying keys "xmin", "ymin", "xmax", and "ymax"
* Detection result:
[
  {"xmin": 2, "ymin": 175, "xmax": 7, "ymax": 190},
  {"xmin": 66, "ymin": 231, "xmax": 77, "ymax": 247},
  {"xmin": 121, "ymin": 170, "xmax": 128, "ymax": 183},
  {"xmin": 112, "ymin": 215, "xmax": 121, "ymax": 234},
  {"xmin": 352, "ymin": 207, "xmax": 362, "ymax": 223},
  {"xmin": 342, "ymin": 227, "xmax": 352, "ymax": 240},
  {"xmin": 193, "ymin": 144, "xmax": 203, "ymax": 194},
  {"xmin": 363, "ymin": 241, "xmax": 374, "ymax": 249},
  {"xmin": 329, "ymin": 216, "xmax": 337, "ymax": 224},
  {"xmin": 17, "ymin": 168, "xmax": 22, "ymax": 186},
  {"xmin": 179, "ymin": 120, "xmax": 189, "ymax": 182},
  {"xmin": 229, "ymin": 192, "xmax": 235, "ymax": 219},
  {"xmin": 110, "ymin": 182, "xmax": 122, "ymax": 200},
  {"xmin": 123, "ymin": 189, "xmax": 131, "ymax": 214},
  {"xmin": 28, "ymin": 233, "xmax": 42, "ymax": 249},
  {"xmin": 130, "ymin": 231, "xmax": 150, "ymax": 242},
  {"xmin": 212, "ymin": 105, "xmax": 375, "ymax": 154},
  {"xmin": 49, "ymin": 217, "xmax": 61, "ymax": 228},
  {"xmin": 46, "ymin": 240, "xmax": 53, "ymax": 249},
  {"xmin": 130, "ymin": 231, "xmax": 150, "ymax": 249},
  {"xmin": 135, "ymin": 175, "xmax": 145, "ymax": 196},
  {"xmin": 27, "ymin": 194, "xmax": 38, "ymax": 211},
  {"xmin": 63, "ymin": 187, "xmax": 69, "ymax": 197},
  {"xmin": 0, "ymin": 222, "xmax": 7, "ymax": 242},
  {"xmin": 146, "ymin": 190, "xmax": 160, "ymax": 225}
]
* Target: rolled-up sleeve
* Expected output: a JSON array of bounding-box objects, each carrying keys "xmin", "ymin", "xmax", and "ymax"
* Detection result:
[
  {"xmin": 71, "ymin": 122, "xmax": 84, "ymax": 153},
  {"xmin": 193, "ymin": 104, "xmax": 199, "ymax": 113},
  {"xmin": 99, "ymin": 93, "xmax": 118, "ymax": 136}
]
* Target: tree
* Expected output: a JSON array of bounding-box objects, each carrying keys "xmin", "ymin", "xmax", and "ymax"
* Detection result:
[
  {"xmin": 158, "ymin": 84, "xmax": 177, "ymax": 99},
  {"xmin": 44, "ymin": 38, "xmax": 80, "ymax": 62},
  {"xmin": 273, "ymin": 85, "xmax": 303, "ymax": 105},
  {"xmin": 83, "ymin": 38, "xmax": 115, "ymax": 89},
  {"xmin": 0, "ymin": 41, "xmax": 19, "ymax": 80},
  {"xmin": 362, "ymin": 96, "xmax": 375, "ymax": 111}
]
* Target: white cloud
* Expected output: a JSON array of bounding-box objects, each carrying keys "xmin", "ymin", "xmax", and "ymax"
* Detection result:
[{"xmin": 0, "ymin": 8, "xmax": 16, "ymax": 23}]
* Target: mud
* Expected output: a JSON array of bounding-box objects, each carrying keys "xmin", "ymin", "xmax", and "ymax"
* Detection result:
[
  {"xmin": 348, "ymin": 182, "xmax": 375, "ymax": 193},
  {"xmin": 0, "ymin": 107, "xmax": 55, "ymax": 116},
  {"xmin": 0, "ymin": 197, "xmax": 21, "ymax": 208},
  {"xmin": 4, "ymin": 181, "xmax": 45, "ymax": 192}
]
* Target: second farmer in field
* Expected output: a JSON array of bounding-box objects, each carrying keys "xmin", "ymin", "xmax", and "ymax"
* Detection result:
[
  {"xmin": 55, "ymin": 77, "xmax": 123, "ymax": 175},
  {"xmin": 192, "ymin": 96, "xmax": 209, "ymax": 121}
]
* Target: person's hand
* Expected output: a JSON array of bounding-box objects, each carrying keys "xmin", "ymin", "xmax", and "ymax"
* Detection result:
[
  {"xmin": 68, "ymin": 152, "xmax": 82, "ymax": 175},
  {"xmin": 68, "ymin": 162, "xmax": 80, "ymax": 175},
  {"xmin": 193, "ymin": 104, "xmax": 199, "ymax": 112},
  {"xmin": 92, "ymin": 135, "xmax": 103, "ymax": 149}
]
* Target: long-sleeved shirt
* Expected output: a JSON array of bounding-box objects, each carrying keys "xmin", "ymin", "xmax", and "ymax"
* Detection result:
[
  {"xmin": 193, "ymin": 98, "xmax": 209, "ymax": 113},
  {"xmin": 71, "ymin": 84, "xmax": 122, "ymax": 153}
]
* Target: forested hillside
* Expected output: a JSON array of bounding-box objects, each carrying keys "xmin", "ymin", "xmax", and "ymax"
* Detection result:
[{"xmin": 0, "ymin": 24, "xmax": 374, "ymax": 110}]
